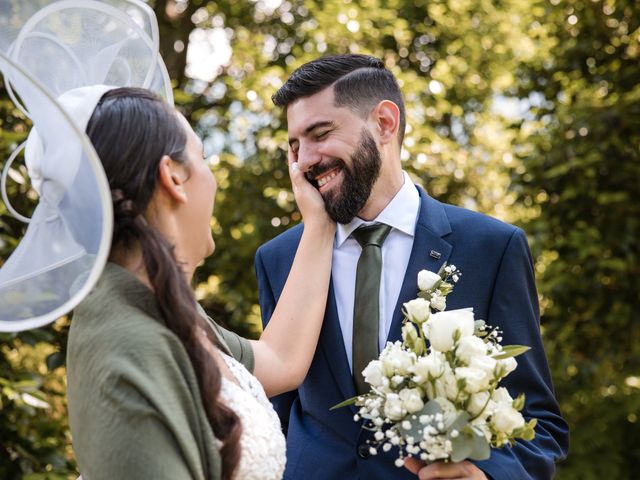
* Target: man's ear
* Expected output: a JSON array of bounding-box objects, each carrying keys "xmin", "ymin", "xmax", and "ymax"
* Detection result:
[
  {"xmin": 372, "ymin": 100, "xmax": 400, "ymax": 146},
  {"xmin": 157, "ymin": 155, "xmax": 188, "ymax": 204}
]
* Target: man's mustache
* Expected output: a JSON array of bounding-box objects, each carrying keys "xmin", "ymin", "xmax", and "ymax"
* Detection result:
[{"xmin": 304, "ymin": 159, "xmax": 345, "ymax": 186}]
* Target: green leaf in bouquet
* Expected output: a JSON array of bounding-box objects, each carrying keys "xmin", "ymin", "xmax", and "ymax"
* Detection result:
[
  {"xmin": 449, "ymin": 415, "xmax": 491, "ymax": 462},
  {"xmin": 404, "ymin": 399, "xmax": 443, "ymax": 440},
  {"xmin": 402, "ymin": 323, "xmax": 425, "ymax": 355},
  {"xmin": 417, "ymin": 290, "xmax": 431, "ymax": 301},
  {"xmin": 492, "ymin": 345, "xmax": 531, "ymax": 360},
  {"xmin": 447, "ymin": 411, "xmax": 471, "ymax": 432},
  {"xmin": 419, "ymin": 399, "xmax": 443, "ymax": 417},
  {"xmin": 473, "ymin": 320, "xmax": 488, "ymax": 337},
  {"xmin": 512, "ymin": 393, "xmax": 526, "ymax": 411},
  {"xmin": 330, "ymin": 396, "xmax": 359, "ymax": 410},
  {"xmin": 512, "ymin": 418, "xmax": 537, "ymax": 441},
  {"xmin": 467, "ymin": 426, "xmax": 491, "ymax": 460}
]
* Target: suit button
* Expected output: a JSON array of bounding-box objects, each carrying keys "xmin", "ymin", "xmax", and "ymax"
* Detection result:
[{"xmin": 357, "ymin": 444, "xmax": 371, "ymax": 459}]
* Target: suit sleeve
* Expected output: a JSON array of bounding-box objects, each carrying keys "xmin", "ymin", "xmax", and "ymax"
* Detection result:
[
  {"xmin": 474, "ymin": 228, "xmax": 569, "ymax": 480},
  {"xmin": 254, "ymin": 246, "xmax": 299, "ymax": 433}
]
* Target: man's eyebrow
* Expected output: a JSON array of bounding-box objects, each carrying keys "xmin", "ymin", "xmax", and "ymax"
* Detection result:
[{"xmin": 289, "ymin": 120, "xmax": 336, "ymax": 147}]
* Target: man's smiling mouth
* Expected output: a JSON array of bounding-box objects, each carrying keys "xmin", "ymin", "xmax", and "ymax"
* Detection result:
[
  {"xmin": 305, "ymin": 161, "xmax": 344, "ymax": 193},
  {"xmin": 315, "ymin": 167, "xmax": 341, "ymax": 190}
]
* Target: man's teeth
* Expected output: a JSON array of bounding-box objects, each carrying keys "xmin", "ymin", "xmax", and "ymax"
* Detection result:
[{"xmin": 317, "ymin": 170, "xmax": 338, "ymax": 187}]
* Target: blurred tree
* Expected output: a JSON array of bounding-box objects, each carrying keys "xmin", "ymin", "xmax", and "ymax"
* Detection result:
[{"xmin": 512, "ymin": 0, "xmax": 640, "ymax": 478}]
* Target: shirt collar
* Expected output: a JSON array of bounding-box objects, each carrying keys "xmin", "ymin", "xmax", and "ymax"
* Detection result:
[{"xmin": 335, "ymin": 171, "xmax": 420, "ymax": 248}]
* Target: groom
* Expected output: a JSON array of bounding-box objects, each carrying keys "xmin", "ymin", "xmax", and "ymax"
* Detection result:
[{"xmin": 255, "ymin": 54, "xmax": 568, "ymax": 479}]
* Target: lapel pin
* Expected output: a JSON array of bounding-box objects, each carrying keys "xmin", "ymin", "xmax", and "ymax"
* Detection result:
[{"xmin": 429, "ymin": 250, "xmax": 441, "ymax": 259}]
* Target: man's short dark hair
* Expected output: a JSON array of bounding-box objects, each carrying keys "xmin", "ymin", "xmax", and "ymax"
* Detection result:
[{"xmin": 272, "ymin": 54, "xmax": 406, "ymax": 146}]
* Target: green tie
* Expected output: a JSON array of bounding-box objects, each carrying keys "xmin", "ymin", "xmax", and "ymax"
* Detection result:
[{"xmin": 352, "ymin": 223, "xmax": 392, "ymax": 395}]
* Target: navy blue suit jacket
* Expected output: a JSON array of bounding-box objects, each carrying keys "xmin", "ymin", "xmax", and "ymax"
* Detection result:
[{"xmin": 255, "ymin": 186, "xmax": 568, "ymax": 479}]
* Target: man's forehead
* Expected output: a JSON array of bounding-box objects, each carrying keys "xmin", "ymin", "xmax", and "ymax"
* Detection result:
[{"xmin": 285, "ymin": 87, "xmax": 351, "ymax": 133}]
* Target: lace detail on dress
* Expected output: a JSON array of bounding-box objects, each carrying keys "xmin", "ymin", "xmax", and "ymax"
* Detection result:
[{"xmin": 217, "ymin": 353, "xmax": 286, "ymax": 480}]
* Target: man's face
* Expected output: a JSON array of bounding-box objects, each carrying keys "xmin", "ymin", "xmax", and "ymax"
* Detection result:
[{"xmin": 286, "ymin": 87, "xmax": 382, "ymax": 224}]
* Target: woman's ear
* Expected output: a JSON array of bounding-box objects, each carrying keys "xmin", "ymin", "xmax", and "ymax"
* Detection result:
[
  {"xmin": 372, "ymin": 100, "xmax": 400, "ymax": 147},
  {"xmin": 157, "ymin": 155, "xmax": 188, "ymax": 204}
]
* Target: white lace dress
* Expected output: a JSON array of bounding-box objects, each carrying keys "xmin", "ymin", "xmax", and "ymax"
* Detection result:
[{"xmin": 218, "ymin": 353, "xmax": 286, "ymax": 480}]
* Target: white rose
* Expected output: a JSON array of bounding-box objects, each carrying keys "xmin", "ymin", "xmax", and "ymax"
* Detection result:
[
  {"xmin": 496, "ymin": 356, "xmax": 518, "ymax": 379},
  {"xmin": 399, "ymin": 388, "xmax": 425, "ymax": 413},
  {"xmin": 491, "ymin": 387, "xmax": 513, "ymax": 404},
  {"xmin": 379, "ymin": 357, "xmax": 395, "ymax": 380},
  {"xmin": 430, "ymin": 292, "xmax": 447, "ymax": 312},
  {"xmin": 468, "ymin": 391, "xmax": 491, "ymax": 416},
  {"xmin": 426, "ymin": 309, "xmax": 475, "ymax": 352},
  {"xmin": 362, "ymin": 360, "xmax": 385, "ymax": 388},
  {"xmin": 384, "ymin": 393, "xmax": 406, "ymax": 421},
  {"xmin": 471, "ymin": 414, "xmax": 494, "ymax": 441},
  {"xmin": 432, "ymin": 377, "xmax": 447, "ymax": 399},
  {"xmin": 469, "ymin": 355, "xmax": 498, "ymax": 378},
  {"xmin": 443, "ymin": 367, "xmax": 464, "ymax": 400},
  {"xmin": 454, "ymin": 366, "xmax": 491, "ymax": 394},
  {"xmin": 413, "ymin": 352, "xmax": 445, "ymax": 383},
  {"xmin": 404, "ymin": 298, "xmax": 431, "ymax": 324},
  {"xmin": 456, "ymin": 336, "xmax": 487, "ymax": 364},
  {"xmin": 388, "ymin": 349, "xmax": 416, "ymax": 376},
  {"xmin": 379, "ymin": 342, "xmax": 414, "ymax": 376},
  {"xmin": 418, "ymin": 269, "xmax": 441, "ymax": 291},
  {"xmin": 491, "ymin": 403, "xmax": 525, "ymax": 434}
]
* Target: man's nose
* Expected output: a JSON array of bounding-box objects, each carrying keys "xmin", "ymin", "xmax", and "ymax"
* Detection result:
[{"xmin": 296, "ymin": 142, "xmax": 321, "ymax": 172}]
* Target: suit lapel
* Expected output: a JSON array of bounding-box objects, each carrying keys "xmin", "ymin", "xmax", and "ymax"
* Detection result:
[
  {"xmin": 319, "ymin": 279, "xmax": 358, "ymax": 405},
  {"xmin": 386, "ymin": 187, "xmax": 453, "ymax": 344}
]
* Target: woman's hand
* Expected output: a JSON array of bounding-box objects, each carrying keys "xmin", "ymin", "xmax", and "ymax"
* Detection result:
[
  {"xmin": 251, "ymin": 150, "xmax": 335, "ymax": 396},
  {"xmin": 288, "ymin": 149, "xmax": 333, "ymax": 230}
]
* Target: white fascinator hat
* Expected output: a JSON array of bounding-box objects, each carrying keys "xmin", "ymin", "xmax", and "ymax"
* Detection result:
[{"xmin": 0, "ymin": 0, "xmax": 174, "ymax": 331}]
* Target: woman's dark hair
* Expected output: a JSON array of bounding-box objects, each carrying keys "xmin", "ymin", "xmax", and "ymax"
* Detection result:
[
  {"xmin": 85, "ymin": 87, "xmax": 241, "ymax": 479},
  {"xmin": 272, "ymin": 54, "xmax": 406, "ymax": 145}
]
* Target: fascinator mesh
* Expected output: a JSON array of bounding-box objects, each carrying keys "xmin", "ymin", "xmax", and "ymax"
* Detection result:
[{"xmin": 0, "ymin": 0, "xmax": 174, "ymax": 331}]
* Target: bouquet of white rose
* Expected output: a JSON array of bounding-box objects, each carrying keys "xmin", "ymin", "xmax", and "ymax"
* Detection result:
[{"xmin": 332, "ymin": 265, "xmax": 537, "ymax": 466}]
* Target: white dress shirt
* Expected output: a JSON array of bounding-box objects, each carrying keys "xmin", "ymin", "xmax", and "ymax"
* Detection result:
[{"xmin": 332, "ymin": 171, "xmax": 420, "ymax": 373}]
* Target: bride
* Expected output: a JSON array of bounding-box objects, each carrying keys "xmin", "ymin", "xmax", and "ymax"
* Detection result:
[{"xmin": 0, "ymin": 1, "xmax": 333, "ymax": 479}]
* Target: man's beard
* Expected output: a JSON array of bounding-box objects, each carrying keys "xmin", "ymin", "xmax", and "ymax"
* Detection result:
[{"xmin": 306, "ymin": 129, "xmax": 382, "ymax": 224}]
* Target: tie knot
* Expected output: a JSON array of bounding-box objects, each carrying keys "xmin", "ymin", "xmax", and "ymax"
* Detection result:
[{"xmin": 352, "ymin": 223, "xmax": 392, "ymax": 248}]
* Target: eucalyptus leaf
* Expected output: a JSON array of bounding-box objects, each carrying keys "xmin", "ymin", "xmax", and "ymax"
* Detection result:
[
  {"xmin": 330, "ymin": 396, "xmax": 359, "ymax": 410},
  {"xmin": 450, "ymin": 434, "xmax": 474, "ymax": 462},
  {"xmin": 467, "ymin": 428, "xmax": 491, "ymax": 461},
  {"xmin": 404, "ymin": 400, "xmax": 446, "ymax": 442},
  {"xmin": 492, "ymin": 345, "xmax": 531, "ymax": 360},
  {"xmin": 450, "ymin": 424, "xmax": 491, "ymax": 462},
  {"xmin": 448, "ymin": 411, "xmax": 471, "ymax": 432},
  {"xmin": 418, "ymin": 399, "xmax": 443, "ymax": 417}
]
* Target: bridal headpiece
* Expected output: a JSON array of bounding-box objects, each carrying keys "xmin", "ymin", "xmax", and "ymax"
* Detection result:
[{"xmin": 0, "ymin": 0, "xmax": 172, "ymax": 330}]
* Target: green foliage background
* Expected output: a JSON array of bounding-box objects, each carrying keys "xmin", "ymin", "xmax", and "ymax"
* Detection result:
[{"xmin": 0, "ymin": 0, "xmax": 638, "ymax": 478}]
